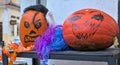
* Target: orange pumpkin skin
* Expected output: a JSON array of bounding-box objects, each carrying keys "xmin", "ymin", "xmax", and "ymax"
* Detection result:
[
  {"xmin": 20, "ymin": 10, "xmax": 48, "ymax": 48},
  {"xmin": 62, "ymin": 9, "xmax": 119, "ymax": 50}
]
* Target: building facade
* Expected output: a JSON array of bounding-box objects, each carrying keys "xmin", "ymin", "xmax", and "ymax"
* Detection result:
[{"xmin": 0, "ymin": 0, "xmax": 20, "ymax": 44}]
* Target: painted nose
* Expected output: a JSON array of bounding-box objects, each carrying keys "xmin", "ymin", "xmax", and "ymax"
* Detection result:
[
  {"xmin": 84, "ymin": 20, "xmax": 88, "ymax": 23},
  {"xmin": 29, "ymin": 30, "xmax": 36, "ymax": 34}
]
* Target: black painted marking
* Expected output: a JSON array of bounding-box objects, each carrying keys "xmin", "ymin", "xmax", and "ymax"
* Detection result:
[
  {"xmin": 69, "ymin": 16, "xmax": 81, "ymax": 23},
  {"xmin": 34, "ymin": 19, "xmax": 42, "ymax": 30},
  {"xmin": 91, "ymin": 14, "xmax": 104, "ymax": 21},
  {"xmin": 32, "ymin": 12, "xmax": 40, "ymax": 30},
  {"xmin": 24, "ymin": 21, "xmax": 30, "ymax": 28},
  {"xmin": 24, "ymin": 34, "xmax": 41, "ymax": 43},
  {"xmin": 29, "ymin": 30, "xmax": 36, "ymax": 34}
]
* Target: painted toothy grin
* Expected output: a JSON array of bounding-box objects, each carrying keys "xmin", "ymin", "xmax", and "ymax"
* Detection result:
[
  {"xmin": 72, "ymin": 23, "xmax": 101, "ymax": 40},
  {"xmin": 24, "ymin": 35, "xmax": 41, "ymax": 43},
  {"xmin": 74, "ymin": 32, "xmax": 95, "ymax": 40}
]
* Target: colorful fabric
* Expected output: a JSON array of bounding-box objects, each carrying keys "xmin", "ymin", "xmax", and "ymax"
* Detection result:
[{"xmin": 35, "ymin": 25, "xmax": 70, "ymax": 65}]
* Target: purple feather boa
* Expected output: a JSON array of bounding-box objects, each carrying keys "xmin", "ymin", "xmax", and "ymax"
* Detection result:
[{"xmin": 35, "ymin": 25, "xmax": 70, "ymax": 65}]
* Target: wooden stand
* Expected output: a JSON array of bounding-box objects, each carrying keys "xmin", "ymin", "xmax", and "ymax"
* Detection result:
[{"xmin": 2, "ymin": 40, "xmax": 120, "ymax": 65}]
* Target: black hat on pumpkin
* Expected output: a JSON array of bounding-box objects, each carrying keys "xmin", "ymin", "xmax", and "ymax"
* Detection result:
[{"xmin": 24, "ymin": 4, "xmax": 48, "ymax": 16}]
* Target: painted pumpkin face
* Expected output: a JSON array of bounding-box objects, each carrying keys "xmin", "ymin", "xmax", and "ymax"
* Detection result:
[
  {"xmin": 70, "ymin": 9, "xmax": 104, "ymax": 40},
  {"xmin": 63, "ymin": 9, "xmax": 119, "ymax": 50},
  {"xmin": 20, "ymin": 10, "xmax": 48, "ymax": 47}
]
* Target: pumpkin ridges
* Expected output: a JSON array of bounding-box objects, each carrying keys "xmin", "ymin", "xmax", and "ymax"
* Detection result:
[{"xmin": 95, "ymin": 22, "xmax": 118, "ymax": 37}]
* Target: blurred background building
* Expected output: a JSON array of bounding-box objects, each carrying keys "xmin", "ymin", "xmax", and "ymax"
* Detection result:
[
  {"xmin": 0, "ymin": 0, "xmax": 46, "ymax": 45},
  {"xmin": 0, "ymin": 0, "xmax": 20, "ymax": 44}
]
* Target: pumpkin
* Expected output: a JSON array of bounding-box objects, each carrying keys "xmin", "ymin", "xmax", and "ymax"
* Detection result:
[
  {"xmin": 62, "ymin": 8, "xmax": 119, "ymax": 50},
  {"xmin": 20, "ymin": 5, "xmax": 48, "ymax": 48}
]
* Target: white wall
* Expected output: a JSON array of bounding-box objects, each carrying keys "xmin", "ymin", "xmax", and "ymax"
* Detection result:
[
  {"xmin": 2, "ymin": 8, "xmax": 9, "ymax": 34},
  {"xmin": 20, "ymin": 0, "xmax": 36, "ymax": 16},
  {"xmin": 47, "ymin": 0, "xmax": 118, "ymax": 25}
]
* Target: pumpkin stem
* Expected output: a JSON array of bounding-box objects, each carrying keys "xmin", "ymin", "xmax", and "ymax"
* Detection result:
[{"xmin": 113, "ymin": 36, "xmax": 119, "ymax": 48}]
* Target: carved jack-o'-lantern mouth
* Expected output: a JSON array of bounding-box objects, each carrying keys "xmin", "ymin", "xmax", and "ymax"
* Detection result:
[{"xmin": 24, "ymin": 35, "xmax": 41, "ymax": 43}]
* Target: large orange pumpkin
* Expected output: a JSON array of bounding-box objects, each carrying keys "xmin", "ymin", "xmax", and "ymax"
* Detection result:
[
  {"xmin": 20, "ymin": 5, "xmax": 48, "ymax": 48},
  {"xmin": 62, "ymin": 8, "xmax": 119, "ymax": 50}
]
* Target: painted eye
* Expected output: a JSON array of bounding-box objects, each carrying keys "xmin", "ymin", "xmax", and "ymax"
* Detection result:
[
  {"xmin": 24, "ymin": 21, "xmax": 30, "ymax": 28},
  {"xmin": 69, "ymin": 16, "xmax": 81, "ymax": 23},
  {"xmin": 91, "ymin": 14, "xmax": 104, "ymax": 21},
  {"xmin": 35, "ymin": 19, "xmax": 41, "ymax": 29}
]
